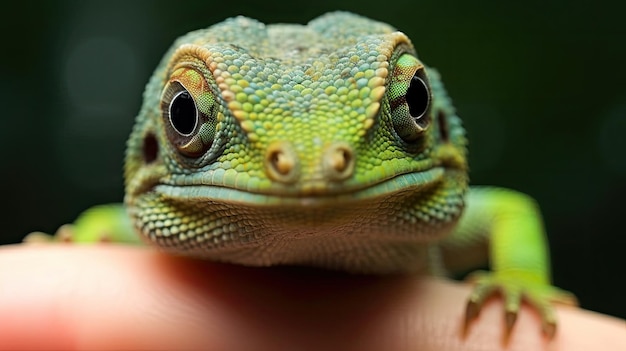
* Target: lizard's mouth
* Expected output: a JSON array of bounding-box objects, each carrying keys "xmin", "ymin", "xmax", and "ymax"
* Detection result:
[
  {"xmin": 154, "ymin": 167, "xmax": 447, "ymax": 207},
  {"xmin": 129, "ymin": 165, "xmax": 465, "ymax": 274}
]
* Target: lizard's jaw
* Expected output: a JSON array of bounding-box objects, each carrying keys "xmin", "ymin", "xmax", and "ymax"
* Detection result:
[{"xmin": 126, "ymin": 167, "xmax": 466, "ymax": 273}]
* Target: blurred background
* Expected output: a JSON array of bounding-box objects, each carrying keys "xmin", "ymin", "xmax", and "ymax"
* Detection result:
[{"xmin": 2, "ymin": 0, "xmax": 624, "ymax": 319}]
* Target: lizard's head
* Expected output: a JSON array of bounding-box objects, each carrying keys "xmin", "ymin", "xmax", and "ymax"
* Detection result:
[{"xmin": 123, "ymin": 12, "xmax": 468, "ymax": 272}]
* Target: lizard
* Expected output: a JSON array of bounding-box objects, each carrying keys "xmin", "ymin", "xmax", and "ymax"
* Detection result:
[{"xmin": 25, "ymin": 11, "xmax": 576, "ymax": 340}]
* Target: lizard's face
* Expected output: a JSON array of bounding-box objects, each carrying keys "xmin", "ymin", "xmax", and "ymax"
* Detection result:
[{"xmin": 124, "ymin": 14, "xmax": 468, "ymax": 272}]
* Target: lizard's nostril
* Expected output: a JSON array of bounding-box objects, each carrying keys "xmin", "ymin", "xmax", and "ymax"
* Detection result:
[
  {"xmin": 323, "ymin": 142, "xmax": 355, "ymax": 181},
  {"xmin": 271, "ymin": 150, "xmax": 293, "ymax": 175},
  {"xmin": 265, "ymin": 141, "xmax": 299, "ymax": 183}
]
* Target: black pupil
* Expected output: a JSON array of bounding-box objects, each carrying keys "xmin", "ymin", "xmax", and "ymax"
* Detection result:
[
  {"xmin": 170, "ymin": 91, "xmax": 197, "ymax": 135},
  {"xmin": 406, "ymin": 75, "xmax": 429, "ymax": 118}
]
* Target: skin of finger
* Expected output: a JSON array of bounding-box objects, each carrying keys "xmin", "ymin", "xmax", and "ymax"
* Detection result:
[{"xmin": 0, "ymin": 245, "xmax": 624, "ymax": 351}]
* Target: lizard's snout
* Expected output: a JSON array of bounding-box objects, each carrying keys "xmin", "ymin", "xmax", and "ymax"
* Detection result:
[{"xmin": 264, "ymin": 141, "xmax": 355, "ymax": 184}]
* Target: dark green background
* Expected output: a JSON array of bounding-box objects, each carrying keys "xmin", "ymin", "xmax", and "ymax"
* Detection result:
[{"xmin": 2, "ymin": 0, "xmax": 625, "ymax": 319}]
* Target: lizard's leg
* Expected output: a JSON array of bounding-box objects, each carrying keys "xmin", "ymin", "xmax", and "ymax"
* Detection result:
[
  {"xmin": 440, "ymin": 186, "xmax": 577, "ymax": 339},
  {"xmin": 23, "ymin": 204, "xmax": 141, "ymax": 244}
]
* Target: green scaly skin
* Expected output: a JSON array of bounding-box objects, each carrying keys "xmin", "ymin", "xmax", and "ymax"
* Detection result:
[{"xmin": 26, "ymin": 12, "xmax": 576, "ymax": 339}]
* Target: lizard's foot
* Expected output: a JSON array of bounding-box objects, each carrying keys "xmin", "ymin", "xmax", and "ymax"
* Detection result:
[
  {"xmin": 23, "ymin": 224, "xmax": 76, "ymax": 243},
  {"xmin": 463, "ymin": 270, "xmax": 578, "ymax": 340},
  {"xmin": 22, "ymin": 204, "xmax": 139, "ymax": 245}
]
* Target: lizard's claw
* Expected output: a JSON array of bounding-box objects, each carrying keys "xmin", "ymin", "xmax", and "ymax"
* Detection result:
[{"xmin": 463, "ymin": 270, "xmax": 577, "ymax": 340}]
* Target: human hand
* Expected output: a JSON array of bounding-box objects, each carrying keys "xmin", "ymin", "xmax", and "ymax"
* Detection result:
[{"xmin": 0, "ymin": 245, "xmax": 624, "ymax": 350}]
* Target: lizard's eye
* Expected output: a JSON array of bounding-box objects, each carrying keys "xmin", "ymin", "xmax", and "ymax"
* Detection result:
[
  {"xmin": 406, "ymin": 75, "xmax": 430, "ymax": 120},
  {"xmin": 169, "ymin": 90, "xmax": 198, "ymax": 136},
  {"xmin": 161, "ymin": 68, "xmax": 218, "ymax": 158},
  {"xmin": 389, "ymin": 54, "xmax": 432, "ymax": 142}
]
